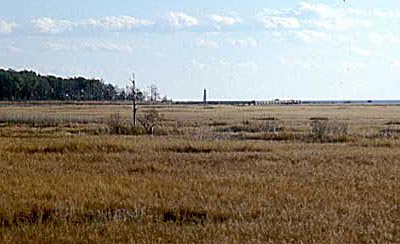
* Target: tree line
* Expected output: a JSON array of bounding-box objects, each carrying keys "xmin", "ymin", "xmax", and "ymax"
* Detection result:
[{"xmin": 0, "ymin": 69, "xmax": 147, "ymax": 101}]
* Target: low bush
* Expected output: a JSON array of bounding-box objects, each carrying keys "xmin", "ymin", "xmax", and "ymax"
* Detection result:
[
  {"xmin": 106, "ymin": 113, "xmax": 146, "ymax": 135},
  {"xmin": 218, "ymin": 118, "xmax": 283, "ymax": 134},
  {"xmin": 310, "ymin": 118, "xmax": 350, "ymax": 142},
  {"xmin": 261, "ymin": 117, "xmax": 283, "ymax": 132},
  {"xmin": 137, "ymin": 108, "xmax": 164, "ymax": 135}
]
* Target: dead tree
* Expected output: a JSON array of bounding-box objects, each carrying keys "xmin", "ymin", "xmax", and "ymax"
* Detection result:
[
  {"xmin": 150, "ymin": 85, "xmax": 160, "ymax": 103},
  {"xmin": 131, "ymin": 73, "xmax": 138, "ymax": 126}
]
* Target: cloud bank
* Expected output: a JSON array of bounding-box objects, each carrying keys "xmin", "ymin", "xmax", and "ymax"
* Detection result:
[
  {"xmin": 0, "ymin": 20, "xmax": 17, "ymax": 34},
  {"xmin": 2, "ymin": 2, "xmax": 398, "ymax": 46}
]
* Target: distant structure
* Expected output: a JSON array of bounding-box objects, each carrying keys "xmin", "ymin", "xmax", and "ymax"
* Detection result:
[{"xmin": 203, "ymin": 89, "xmax": 207, "ymax": 105}]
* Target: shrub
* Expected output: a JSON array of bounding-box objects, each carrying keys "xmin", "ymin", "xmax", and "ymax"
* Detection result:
[
  {"xmin": 261, "ymin": 117, "xmax": 283, "ymax": 132},
  {"xmin": 107, "ymin": 113, "xmax": 125, "ymax": 135},
  {"xmin": 310, "ymin": 118, "xmax": 350, "ymax": 142},
  {"xmin": 330, "ymin": 121, "xmax": 349, "ymax": 137},
  {"xmin": 107, "ymin": 113, "xmax": 146, "ymax": 135},
  {"xmin": 310, "ymin": 117, "xmax": 330, "ymax": 139},
  {"xmin": 218, "ymin": 118, "xmax": 283, "ymax": 134},
  {"xmin": 381, "ymin": 121, "xmax": 400, "ymax": 138},
  {"xmin": 137, "ymin": 108, "xmax": 163, "ymax": 135}
]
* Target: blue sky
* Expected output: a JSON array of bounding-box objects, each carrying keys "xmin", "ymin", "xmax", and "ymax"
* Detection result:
[{"xmin": 1, "ymin": 0, "xmax": 400, "ymax": 100}]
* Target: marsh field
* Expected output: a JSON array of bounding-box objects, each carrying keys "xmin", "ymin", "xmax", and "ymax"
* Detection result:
[{"xmin": 0, "ymin": 103, "xmax": 399, "ymax": 243}]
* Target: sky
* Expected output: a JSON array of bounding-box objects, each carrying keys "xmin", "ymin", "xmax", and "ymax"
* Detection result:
[{"xmin": 1, "ymin": 0, "xmax": 400, "ymax": 100}]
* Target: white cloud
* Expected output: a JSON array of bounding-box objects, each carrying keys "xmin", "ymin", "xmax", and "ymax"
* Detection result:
[
  {"xmin": 258, "ymin": 3, "xmax": 377, "ymax": 33},
  {"xmin": 0, "ymin": 46, "xmax": 22, "ymax": 54},
  {"xmin": 84, "ymin": 16, "xmax": 154, "ymax": 30},
  {"xmin": 210, "ymin": 14, "xmax": 242, "ymax": 28},
  {"xmin": 8, "ymin": 46, "xmax": 23, "ymax": 53},
  {"xmin": 196, "ymin": 39, "xmax": 218, "ymax": 48},
  {"xmin": 32, "ymin": 17, "xmax": 74, "ymax": 33},
  {"xmin": 32, "ymin": 16, "xmax": 153, "ymax": 34},
  {"xmin": 257, "ymin": 2, "xmax": 391, "ymax": 45},
  {"xmin": 230, "ymin": 38, "xmax": 258, "ymax": 48},
  {"xmin": 297, "ymin": 2, "xmax": 333, "ymax": 18},
  {"xmin": 192, "ymin": 59, "xmax": 259, "ymax": 73},
  {"xmin": 310, "ymin": 18, "xmax": 372, "ymax": 32},
  {"xmin": 31, "ymin": 13, "xmax": 199, "ymax": 33},
  {"xmin": 167, "ymin": 12, "xmax": 199, "ymax": 29},
  {"xmin": 298, "ymin": 3, "xmax": 374, "ymax": 31},
  {"xmin": 45, "ymin": 41, "xmax": 136, "ymax": 53},
  {"xmin": 196, "ymin": 38, "xmax": 258, "ymax": 48},
  {"xmin": 19, "ymin": 4, "xmax": 400, "ymax": 37},
  {"xmin": 257, "ymin": 10, "xmax": 300, "ymax": 29},
  {"xmin": 0, "ymin": 20, "xmax": 17, "ymax": 34},
  {"xmin": 82, "ymin": 42, "xmax": 135, "ymax": 52}
]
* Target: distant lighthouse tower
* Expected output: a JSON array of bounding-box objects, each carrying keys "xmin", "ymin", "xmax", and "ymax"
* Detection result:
[{"xmin": 203, "ymin": 89, "xmax": 207, "ymax": 105}]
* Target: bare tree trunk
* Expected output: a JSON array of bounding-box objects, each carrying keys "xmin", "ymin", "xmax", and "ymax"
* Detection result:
[{"xmin": 131, "ymin": 73, "xmax": 137, "ymax": 126}]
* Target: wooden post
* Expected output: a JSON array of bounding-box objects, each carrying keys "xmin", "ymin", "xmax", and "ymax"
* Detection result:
[{"xmin": 131, "ymin": 73, "xmax": 137, "ymax": 126}]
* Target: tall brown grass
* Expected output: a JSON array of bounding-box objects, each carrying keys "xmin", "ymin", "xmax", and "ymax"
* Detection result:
[{"xmin": 0, "ymin": 104, "xmax": 398, "ymax": 243}]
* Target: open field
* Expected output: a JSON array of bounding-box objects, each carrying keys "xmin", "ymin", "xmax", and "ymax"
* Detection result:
[{"xmin": 0, "ymin": 104, "xmax": 399, "ymax": 243}]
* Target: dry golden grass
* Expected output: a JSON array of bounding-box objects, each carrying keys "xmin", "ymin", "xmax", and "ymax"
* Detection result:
[{"xmin": 0, "ymin": 103, "xmax": 399, "ymax": 243}]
